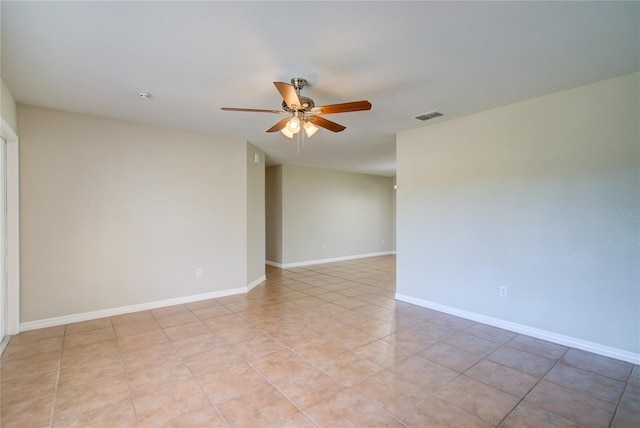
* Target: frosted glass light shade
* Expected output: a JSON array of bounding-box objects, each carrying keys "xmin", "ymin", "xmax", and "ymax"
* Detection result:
[
  {"xmin": 304, "ymin": 121, "xmax": 319, "ymax": 138},
  {"xmin": 281, "ymin": 127, "xmax": 294, "ymax": 138},
  {"xmin": 286, "ymin": 117, "xmax": 301, "ymax": 134}
]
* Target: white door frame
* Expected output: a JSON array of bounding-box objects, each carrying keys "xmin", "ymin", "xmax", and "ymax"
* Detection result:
[
  {"xmin": 1, "ymin": 118, "xmax": 20, "ymax": 336},
  {"xmin": 0, "ymin": 135, "xmax": 6, "ymax": 343}
]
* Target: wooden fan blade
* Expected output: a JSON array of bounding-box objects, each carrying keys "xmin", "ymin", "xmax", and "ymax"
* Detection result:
[
  {"xmin": 274, "ymin": 82, "xmax": 302, "ymax": 110},
  {"xmin": 266, "ymin": 117, "xmax": 291, "ymax": 133},
  {"xmin": 311, "ymin": 100, "xmax": 372, "ymax": 115},
  {"xmin": 221, "ymin": 107, "xmax": 286, "ymax": 114},
  {"xmin": 308, "ymin": 116, "xmax": 346, "ymax": 133}
]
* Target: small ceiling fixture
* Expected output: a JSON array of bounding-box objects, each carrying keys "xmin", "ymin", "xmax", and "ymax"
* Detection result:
[
  {"xmin": 138, "ymin": 92, "xmax": 152, "ymax": 99},
  {"xmin": 414, "ymin": 110, "xmax": 443, "ymax": 121},
  {"xmin": 221, "ymin": 78, "xmax": 371, "ymax": 151}
]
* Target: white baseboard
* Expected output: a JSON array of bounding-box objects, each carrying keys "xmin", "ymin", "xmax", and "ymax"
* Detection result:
[
  {"xmin": 20, "ymin": 287, "xmax": 247, "ymax": 332},
  {"xmin": 266, "ymin": 251, "xmax": 396, "ymax": 269},
  {"xmin": 395, "ymin": 293, "xmax": 640, "ymax": 365},
  {"xmin": 247, "ymin": 275, "xmax": 266, "ymax": 292}
]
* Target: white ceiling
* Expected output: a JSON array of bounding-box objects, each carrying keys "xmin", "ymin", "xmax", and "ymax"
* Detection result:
[{"xmin": 2, "ymin": 1, "xmax": 638, "ymax": 176}]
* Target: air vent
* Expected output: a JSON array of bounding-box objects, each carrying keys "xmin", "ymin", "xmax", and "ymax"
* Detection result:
[{"xmin": 414, "ymin": 110, "xmax": 443, "ymax": 121}]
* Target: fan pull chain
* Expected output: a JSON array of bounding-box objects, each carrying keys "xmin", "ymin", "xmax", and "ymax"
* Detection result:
[{"xmin": 302, "ymin": 122, "xmax": 306, "ymax": 148}]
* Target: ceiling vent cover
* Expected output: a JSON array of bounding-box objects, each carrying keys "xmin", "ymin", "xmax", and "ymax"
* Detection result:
[{"xmin": 414, "ymin": 111, "xmax": 443, "ymax": 121}]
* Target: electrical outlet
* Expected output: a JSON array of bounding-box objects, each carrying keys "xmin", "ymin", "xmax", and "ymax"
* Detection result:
[
  {"xmin": 322, "ymin": 243, "xmax": 327, "ymax": 250},
  {"xmin": 500, "ymin": 286, "xmax": 508, "ymax": 298},
  {"xmin": 196, "ymin": 267, "xmax": 203, "ymax": 277},
  {"xmin": 381, "ymin": 239, "xmax": 385, "ymax": 244}
]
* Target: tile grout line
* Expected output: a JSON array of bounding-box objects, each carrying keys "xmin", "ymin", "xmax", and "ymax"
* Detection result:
[
  {"xmin": 278, "ymin": 262, "xmax": 566, "ymax": 425},
  {"xmin": 257, "ymin": 291, "xmax": 408, "ymax": 426},
  {"xmin": 494, "ymin": 347, "xmax": 571, "ymax": 427},
  {"xmin": 534, "ymin": 348, "xmax": 631, "ymax": 426},
  {"xmin": 171, "ymin": 304, "xmax": 235, "ymax": 428},
  {"xmin": 246, "ymin": 271, "xmax": 394, "ymax": 425},
  {"xmin": 253, "ymin": 319, "xmax": 394, "ymax": 427},
  {"xmin": 606, "ymin": 358, "xmax": 635, "ymax": 428},
  {"xmin": 47, "ymin": 325, "xmax": 66, "ymax": 428},
  {"xmin": 201, "ymin": 319, "xmax": 313, "ymax": 426},
  {"xmin": 609, "ymin": 381, "xmax": 631, "ymax": 428},
  {"xmin": 112, "ymin": 316, "xmax": 143, "ymax": 428},
  {"xmin": 248, "ymin": 314, "xmax": 342, "ymax": 426}
]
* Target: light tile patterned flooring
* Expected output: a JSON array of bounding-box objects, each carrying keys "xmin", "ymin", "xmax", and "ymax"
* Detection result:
[{"xmin": 1, "ymin": 255, "xmax": 639, "ymax": 427}]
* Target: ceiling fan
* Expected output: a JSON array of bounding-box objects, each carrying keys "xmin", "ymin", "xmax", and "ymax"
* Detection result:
[{"xmin": 221, "ymin": 78, "xmax": 372, "ymax": 139}]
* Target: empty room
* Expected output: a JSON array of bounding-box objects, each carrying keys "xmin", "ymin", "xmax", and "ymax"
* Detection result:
[{"xmin": 1, "ymin": 2, "xmax": 638, "ymax": 427}]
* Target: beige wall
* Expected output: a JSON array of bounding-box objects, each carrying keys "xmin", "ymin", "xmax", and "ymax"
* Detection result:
[
  {"xmin": 265, "ymin": 165, "xmax": 282, "ymax": 264},
  {"xmin": 397, "ymin": 73, "xmax": 639, "ymax": 358},
  {"xmin": 18, "ymin": 104, "xmax": 251, "ymax": 322},
  {"xmin": 1, "ymin": 78, "xmax": 17, "ymax": 132},
  {"xmin": 246, "ymin": 143, "xmax": 265, "ymax": 288},
  {"xmin": 268, "ymin": 164, "xmax": 395, "ymax": 266}
]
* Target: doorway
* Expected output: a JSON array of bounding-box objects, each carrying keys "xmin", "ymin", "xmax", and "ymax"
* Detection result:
[{"xmin": 0, "ymin": 117, "xmax": 18, "ymax": 354}]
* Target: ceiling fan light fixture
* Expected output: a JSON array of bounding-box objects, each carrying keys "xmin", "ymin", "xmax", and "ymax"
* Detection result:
[
  {"xmin": 286, "ymin": 117, "xmax": 301, "ymax": 134},
  {"xmin": 281, "ymin": 127, "xmax": 294, "ymax": 138},
  {"xmin": 304, "ymin": 121, "xmax": 319, "ymax": 138}
]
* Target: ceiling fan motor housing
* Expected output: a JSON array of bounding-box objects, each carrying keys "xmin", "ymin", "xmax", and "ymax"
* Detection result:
[
  {"xmin": 282, "ymin": 78, "xmax": 313, "ymax": 112},
  {"xmin": 282, "ymin": 96, "xmax": 315, "ymax": 112}
]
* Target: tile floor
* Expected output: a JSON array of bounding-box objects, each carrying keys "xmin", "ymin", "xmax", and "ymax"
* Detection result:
[{"xmin": 1, "ymin": 255, "xmax": 638, "ymax": 427}]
